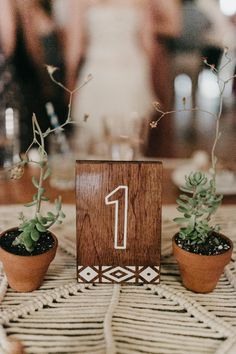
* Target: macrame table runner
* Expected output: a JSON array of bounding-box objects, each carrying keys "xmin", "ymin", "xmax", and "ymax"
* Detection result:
[{"xmin": 0, "ymin": 204, "xmax": 236, "ymax": 354}]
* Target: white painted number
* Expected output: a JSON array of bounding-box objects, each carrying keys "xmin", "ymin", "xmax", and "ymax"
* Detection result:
[{"xmin": 105, "ymin": 185, "xmax": 128, "ymax": 249}]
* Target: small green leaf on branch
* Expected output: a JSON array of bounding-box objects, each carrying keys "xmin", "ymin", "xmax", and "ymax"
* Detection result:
[
  {"xmin": 43, "ymin": 167, "xmax": 51, "ymax": 180},
  {"xmin": 24, "ymin": 201, "xmax": 37, "ymax": 207},
  {"xmin": 32, "ymin": 176, "xmax": 39, "ymax": 188}
]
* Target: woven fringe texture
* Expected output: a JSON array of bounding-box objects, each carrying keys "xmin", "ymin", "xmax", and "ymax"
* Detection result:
[{"xmin": 0, "ymin": 204, "xmax": 236, "ymax": 354}]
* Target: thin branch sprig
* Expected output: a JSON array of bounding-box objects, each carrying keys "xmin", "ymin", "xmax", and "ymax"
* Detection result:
[
  {"xmin": 11, "ymin": 66, "xmax": 92, "ymax": 252},
  {"xmin": 45, "ymin": 65, "xmax": 93, "ymax": 135},
  {"xmin": 26, "ymin": 66, "xmax": 93, "ymax": 218},
  {"xmin": 151, "ymin": 49, "xmax": 236, "ymax": 189},
  {"xmin": 12, "ymin": 66, "xmax": 92, "ymax": 176}
]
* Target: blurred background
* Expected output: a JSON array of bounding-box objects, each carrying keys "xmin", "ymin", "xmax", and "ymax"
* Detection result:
[{"xmin": 0, "ymin": 0, "xmax": 236, "ymax": 168}]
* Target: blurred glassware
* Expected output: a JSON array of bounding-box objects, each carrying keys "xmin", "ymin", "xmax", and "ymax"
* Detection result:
[
  {"xmin": 46, "ymin": 102, "xmax": 75, "ymax": 190},
  {"xmin": 105, "ymin": 112, "xmax": 142, "ymax": 161},
  {"xmin": 0, "ymin": 108, "xmax": 20, "ymax": 179},
  {"xmin": 110, "ymin": 136, "xmax": 138, "ymax": 161},
  {"xmin": 49, "ymin": 133, "xmax": 75, "ymax": 190},
  {"xmin": 46, "ymin": 102, "xmax": 70, "ymax": 154}
]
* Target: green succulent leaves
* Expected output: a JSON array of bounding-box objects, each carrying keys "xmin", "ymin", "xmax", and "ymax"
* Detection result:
[
  {"xmin": 15, "ymin": 137, "xmax": 65, "ymax": 253},
  {"xmin": 173, "ymin": 171, "xmax": 222, "ymax": 245},
  {"xmin": 14, "ymin": 197, "xmax": 65, "ymax": 252}
]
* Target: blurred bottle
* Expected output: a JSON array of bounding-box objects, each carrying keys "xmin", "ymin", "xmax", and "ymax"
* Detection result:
[
  {"xmin": 0, "ymin": 108, "xmax": 20, "ymax": 179},
  {"xmin": 46, "ymin": 102, "xmax": 75, "ymax": 190}
]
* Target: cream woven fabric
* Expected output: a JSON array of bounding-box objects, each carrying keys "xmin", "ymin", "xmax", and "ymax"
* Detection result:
[{"xmin": 0, "ymin": 204, "xmax": 236, "ymax": 354}]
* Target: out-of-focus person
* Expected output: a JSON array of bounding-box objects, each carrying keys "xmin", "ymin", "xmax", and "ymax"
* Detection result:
[
  {"xmin": 1, "ymin": 0, "xmax": 67, "ymax": 152},
  {"xmin": 14, "ymin": 0, "xmax": 68, "ymax": 151},
  {"xmin": 0, "ymin": 0, "xmax": 16, "ymax": 58},
  {"xmin": 145, "ymin": 0, "xmax": 182, "ymax": 157},
  {"xmin": 198, "ymin": 0, "xmax": 235, "ymax": 52},
  {"xmin": 149, "ymin": 0, "xmax": 182, "ymax": 110},
  {"xmin": 197, "ymin": 0, "xmax": 236, "ymax": 102},
  {"xmin": 65, "ymin": 0, "xmax": 160, "ymax": 157},
  {"xmin": 0, "ymin": 0, "xmax": 23, "ymax": 127}
]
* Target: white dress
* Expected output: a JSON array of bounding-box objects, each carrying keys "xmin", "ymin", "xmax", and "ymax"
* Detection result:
[{"xmin": 73, "ymin": 4, "xmax": 155, "ymax": 153}]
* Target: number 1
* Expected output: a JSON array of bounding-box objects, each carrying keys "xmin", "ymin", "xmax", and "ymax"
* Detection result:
[{"xmin": 105, "ymin": 185, "xmax": 128, "ymax": 249}]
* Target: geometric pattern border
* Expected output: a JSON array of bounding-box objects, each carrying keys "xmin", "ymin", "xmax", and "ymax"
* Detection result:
[{"xmin": 77, "ymin": 265, "xmax": 160, "ymax": 284}]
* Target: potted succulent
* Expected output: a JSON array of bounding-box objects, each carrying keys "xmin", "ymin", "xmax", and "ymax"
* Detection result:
[
  {"xmin": 152, "ymin": 49, "xmax": 234, "ymax": 293},
  {"xmin": 172, "ymin": 170, "xmax": 233, "ymax": 293},
  {"xmin": 0, "ymin": 112, "xmax": 63, "ymax": 292},
  {"xmin": 0, "ymin": 66, "xmax": 92, "ymax": 292}
]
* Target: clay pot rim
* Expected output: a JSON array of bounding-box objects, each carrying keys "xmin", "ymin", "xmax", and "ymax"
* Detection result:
[
  {"xmin": 0, "ymin": 226, "xmax": 58, "ymax": 260},
  {"xmin": 172, "ymin": 232, "xmax": 233, "ymax": 259}
]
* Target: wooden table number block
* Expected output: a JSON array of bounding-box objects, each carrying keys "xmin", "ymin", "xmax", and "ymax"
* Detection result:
[{"xmin": 76, "ymin": 161, "xmax": 162, "ymax": 284}]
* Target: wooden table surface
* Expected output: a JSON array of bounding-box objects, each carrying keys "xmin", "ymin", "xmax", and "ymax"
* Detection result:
[{"xmin": 1, "ymin": 165, "xmax": 236, "ymax": 205}]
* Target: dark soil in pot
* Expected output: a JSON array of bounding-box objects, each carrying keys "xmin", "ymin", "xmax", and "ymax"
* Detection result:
[
  {"xmin": 0, "ymin": 229, "xmax": 55, "ymax": 256},
  {"xmin": 173, "ymin": 232, "xmax": 233, "ymax": 293},
  {"xmin": 175, "ymin": 232, "xmax": 231, "ymax": 256}
]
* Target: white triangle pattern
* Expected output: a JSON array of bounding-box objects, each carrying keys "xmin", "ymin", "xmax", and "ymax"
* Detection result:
[{"xmin": 77, "ymin": 266, "xmax": 160, "ymax": 283}]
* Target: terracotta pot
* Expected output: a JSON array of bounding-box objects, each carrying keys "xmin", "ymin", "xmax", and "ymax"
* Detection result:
[
  {"xmin": 172, "ymin": 233, "xmax": 233, "ymax": 293},
  {"xmin": 0, "ymin": 228, "xmax": 58, "ymax": 292}
]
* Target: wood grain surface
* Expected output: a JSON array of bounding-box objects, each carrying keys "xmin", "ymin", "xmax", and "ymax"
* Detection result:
[{"xmin": 76, "ymin": 161, "xmax": 162, "ymax": 283}]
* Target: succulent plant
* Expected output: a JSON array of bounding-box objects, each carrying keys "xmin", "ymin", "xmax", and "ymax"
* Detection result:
[
  {"xmin": 14, "ymin": 200, "xmax": 65, "ymax": 252},
  {"xmin": 10, "ymin": 66, "xmax": 92, "ymax": 252},
  {"xmin": 173, "ymin": 172, "xmax": 222, "ymax": 245},
  {"xmin": 152, "ymin": 48, "xmax": 235, "ymax": 246}
]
